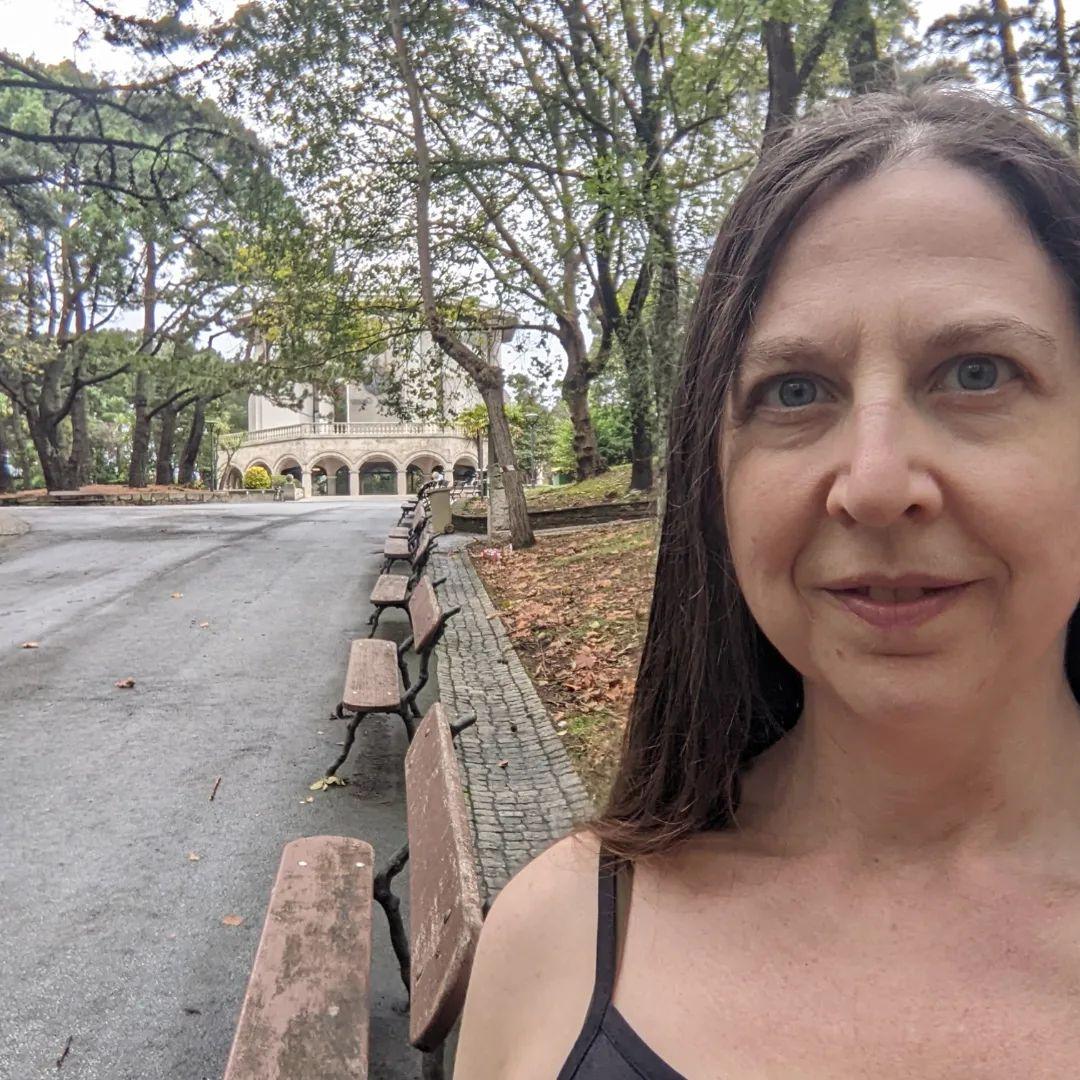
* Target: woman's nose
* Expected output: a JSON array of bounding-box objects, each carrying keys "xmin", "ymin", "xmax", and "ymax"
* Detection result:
[{"xmin": 824, "ymin": 399, "xmax": 943, "ymax": 527}]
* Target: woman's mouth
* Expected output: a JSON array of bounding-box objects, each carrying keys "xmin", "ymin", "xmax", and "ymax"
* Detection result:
[{"xmin": 827, "ymin": 583, "xmax": 971, "ymax": 629}]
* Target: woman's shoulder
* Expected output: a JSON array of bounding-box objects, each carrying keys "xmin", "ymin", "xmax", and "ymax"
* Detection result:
[{"xmin": 453, "ymin": 830, "xmax": 604, "ymax": 1078}]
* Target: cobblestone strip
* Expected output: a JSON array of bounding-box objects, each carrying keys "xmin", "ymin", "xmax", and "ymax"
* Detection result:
[{"xmin": 433, "ymin": 540, "xmax": 594, "ymax": 904}]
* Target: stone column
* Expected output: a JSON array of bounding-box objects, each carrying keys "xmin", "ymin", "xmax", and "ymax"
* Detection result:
[
  {"xmin": 397, "ymin": 468, "xmax": 407, "ymax": 496},
  {"xmin": 348, "ymin": 469, "xmax": 360, "ymax": 497},
  {"xmin": 301, "ymin": 470, "xmax": 312, "ymax": 498}
]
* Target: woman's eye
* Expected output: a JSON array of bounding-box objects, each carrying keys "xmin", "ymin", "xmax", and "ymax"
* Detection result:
[
  {"xmin": 762, "ymin": 375, "xmax": 821, "ymax": 408},
  {"xmin": 938, "ymin": 356, "xmax": 1015, "ymax": 392}
]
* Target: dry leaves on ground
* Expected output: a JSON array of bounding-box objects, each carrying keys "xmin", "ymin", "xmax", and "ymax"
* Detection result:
[
  {"xmin": 470, "ymin": 521, "xmax": 656, "ymax": 803},
  {"xmin": 221, "ymin": 914, "xmax": 244, "ymax": 927},
  {"xmin": 114, "ymin": 677, "xmax": 136, "ymax": 689}
]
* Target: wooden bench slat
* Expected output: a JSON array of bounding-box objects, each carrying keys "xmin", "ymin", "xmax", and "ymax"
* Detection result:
[
  {"xmin": 408, "ymin": 577, "xmax": 441, "ymax": 653},
  {"xmin": 404, "ymin": 704, "xmax": 484, "ymax": 1051},
  {"xmin": 383, "ymin": 537, "xmax": 411, "ymax": 558},
  {"xmin": 223, "ymin": 836, "xmax": 375, "ymax": 1080},
  {"xmin": 369, "ymin": 574, "xmax": 410, "ymax": 605},
  {"xmin": 343, "ymin": 639, "xmax": 401, "ymax": 710},
  {"xmin": 386, "ymin": 526, "xmax": 411, "ymax": 539}
]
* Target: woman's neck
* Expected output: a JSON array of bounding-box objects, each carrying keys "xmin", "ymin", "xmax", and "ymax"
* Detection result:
[{"xmin": 739, "ymin": 675, "xmax": 1080, "ymax": 873}]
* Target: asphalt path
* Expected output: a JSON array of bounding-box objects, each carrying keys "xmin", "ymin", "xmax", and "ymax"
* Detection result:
[{"xmin": 0, "ymin": 500, "xmax": 431, "ymax": 1080}]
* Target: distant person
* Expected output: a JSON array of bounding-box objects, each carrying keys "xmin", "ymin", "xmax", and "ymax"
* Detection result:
[{"xmin": 454, "ymin": 87, "xmax": 1080, "ymax": 1076}]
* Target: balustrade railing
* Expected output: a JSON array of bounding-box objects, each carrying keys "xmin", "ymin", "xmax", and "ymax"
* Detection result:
[{"xmin": 240, "ymin": 421, "xmax": 468, "ymax": 446}]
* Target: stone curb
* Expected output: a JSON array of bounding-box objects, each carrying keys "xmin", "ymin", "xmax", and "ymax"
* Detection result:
[{"xmin": 433, "ymin": 539, "xmax": 594, "ymax": 904}]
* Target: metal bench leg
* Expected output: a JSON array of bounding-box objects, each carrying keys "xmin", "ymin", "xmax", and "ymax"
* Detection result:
[
  {"xmin": 421, "ymin": 1045, "xmax": 446, "ymax": 1080},
  {"xmin": 398, "ymin": 706, "xmax": 417, "ymax": 742},
  {"xmin": 373, "ymin": 841, "xmax": 411, "ymax": 998},
  {"xmin": 368, "ymin": 606, "xmax": 384, "ymax": 637},
  {"xmin": 327, "ymin": 709, "xmax": 366, "ymax": 777}
]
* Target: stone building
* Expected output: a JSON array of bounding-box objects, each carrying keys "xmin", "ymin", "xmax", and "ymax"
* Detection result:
[{"xmin": 222, "ymin": 336, "xmax": 488, "ymax": 497}]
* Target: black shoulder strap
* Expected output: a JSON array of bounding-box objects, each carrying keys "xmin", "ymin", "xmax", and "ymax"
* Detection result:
[{"xmin": 553, "ymin": 843, "xmax": 621, "ymax": 1079}]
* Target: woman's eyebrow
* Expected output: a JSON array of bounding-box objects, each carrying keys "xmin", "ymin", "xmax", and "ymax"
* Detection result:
[
  {"xmin": 737, "ymin": 317, "xmax": 1058, "ymax": 377},
  {"xmin": 926, "ymin": 315, "xmax": 1058, "ymax": 353}
]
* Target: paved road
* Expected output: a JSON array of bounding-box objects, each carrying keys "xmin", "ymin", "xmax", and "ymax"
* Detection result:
[{"xmin": 0, "ymin": 500, "xmax": 430, "ymax": 1080}]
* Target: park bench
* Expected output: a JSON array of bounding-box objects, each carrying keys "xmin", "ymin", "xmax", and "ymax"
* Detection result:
[
  {"xmin": 387, "ymin": 499, "xmax": 428, "ymax": 543},
  {"xmin": 223, "ymin": 705, "xmax": 480, "ymax": 1080},
  {"xmin": 368, "ymin": 534, "xmax": 443, "ymax": 637},
  {"xmin": 382, "ymin": 523, "xmax": 432, "ymax": 574},
  {"xmin": 222, "ymin": 835, "xmax": 375, "ymax": 1080},
  {"xmin": 329, "ymin": 577, "xmax": 461, "ymax": 772}
]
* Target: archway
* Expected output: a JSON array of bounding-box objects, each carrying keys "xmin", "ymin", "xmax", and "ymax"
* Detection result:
[
  {"xmin": 222, "ymin": 466, "xmax": 244, "ymax": 490},
  {"xmin": 453, "ymin": 456, "xmax": 478, "ymax": 484},
  {"xmin": 275, "ymin": 455, "xmax": 303, "ymax": 485},
  {"xmin": 311, "ymin": 455, "xmax": 350, "ymax": 496},
  {"xmin": 359, "ymin": 458, "xmax": 397, "ymax": 495},
  {"xmin": 404, "ymin": 453, "xmax": 445, "ymax": 493}
]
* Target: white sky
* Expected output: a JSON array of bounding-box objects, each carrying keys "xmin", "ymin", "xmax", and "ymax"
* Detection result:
[{"xmin": 6, "ymin": 0, "xmax": 1078, "ymax": 72}]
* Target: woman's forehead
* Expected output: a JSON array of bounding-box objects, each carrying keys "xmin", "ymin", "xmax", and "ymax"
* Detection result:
[{"xmin": 746, "ymin": 160, "xmax": 1079, "ymax": 351}]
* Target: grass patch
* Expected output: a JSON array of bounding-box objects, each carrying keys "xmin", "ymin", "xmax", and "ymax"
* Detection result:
[
  {"xmin": 470, "ymin": 520, "xmax": 657, "ymax": 805},
  {"xmin": 456, "ymin": 463, "xmax": 650, "ymax": 516}
]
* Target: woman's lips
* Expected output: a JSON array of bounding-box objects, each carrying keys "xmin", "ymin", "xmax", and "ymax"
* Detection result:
[{"xmin": 826, "ymin": 583, "xmax": 971, "ymax": 629}]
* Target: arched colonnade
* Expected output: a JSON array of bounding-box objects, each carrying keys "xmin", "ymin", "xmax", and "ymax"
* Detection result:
[{"xmin": 223, "ymin": 451, "xmax": 479, "ymax": 496}]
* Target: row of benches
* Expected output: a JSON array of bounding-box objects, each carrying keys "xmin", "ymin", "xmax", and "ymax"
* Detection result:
[{"xmin": 223, "ymin": 491, "xmax": 488, "ymax": 1078}]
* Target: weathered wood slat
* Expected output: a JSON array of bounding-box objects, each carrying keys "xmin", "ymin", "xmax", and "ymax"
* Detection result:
[
  {"xmin": 408, "ymin": 577, "xmax": 441, "ymax": 653},
  {"xmin": 404, "ymin": 704, "xmax": 484, "ymax": 1051},
  {"xmin": 383, "ymin": 536, "xmax": 411, "ymax": 558},
  {"xmin": 370, "ymin": 574, "xmax": 410, "ymax": 605},
  {"xmin": 343, "ymin": 639, "xmax": 401, "ymax": 710},
  {"xmin": 223, "ymin": 836, "xmax": 375, "ymax": 1080}
]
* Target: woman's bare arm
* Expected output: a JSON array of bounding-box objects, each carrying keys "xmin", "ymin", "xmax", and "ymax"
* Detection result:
[{"xmin": 453, "ymin": 832, "xmax": 601, "ymax": 1078}]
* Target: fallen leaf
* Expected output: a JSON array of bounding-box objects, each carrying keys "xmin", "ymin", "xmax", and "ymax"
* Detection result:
[
  {"xmin": 309, "ymin": 775, "xmax": 347, "ymax": 791},
  {"xmin": 114, "ymin": 677, "xmax": 136, "ymax": 689},
  {"xmin": 497, "ymin": 759, "xmax": 509, "ymax": 769},
  {"xmin": 20, "ymin": 641, "xmax": 39, "ymax": 649},
  {"xmin": 198, "ymin": 622, "xmax": 210, "ymax": 629},
  {"xmin": 170, "ymin": 592, "xmax": 183, "ymax": 599},
  {"xmin": 187, "ymin": 852, "xmax": 200, "ymax": 862},
  {"xmin": 221, "ymin": 914, "xmax": 244, "ymax": 927}
]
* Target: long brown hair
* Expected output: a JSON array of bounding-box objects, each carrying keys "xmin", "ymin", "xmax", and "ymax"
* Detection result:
[{"xmin": 587, "ymin": 85, "xmax": 1080, "ymax": 861}]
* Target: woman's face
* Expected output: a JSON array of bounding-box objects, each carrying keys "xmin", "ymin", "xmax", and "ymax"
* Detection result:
[{"xmin": 721, "ymin": 160, "xmax": 1080, "ymax": 721}]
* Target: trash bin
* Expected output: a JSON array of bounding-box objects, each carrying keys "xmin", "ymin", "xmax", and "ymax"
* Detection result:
[{"xmin": 428, "ymin": 487, "xmax": 453, "ymax": 534}]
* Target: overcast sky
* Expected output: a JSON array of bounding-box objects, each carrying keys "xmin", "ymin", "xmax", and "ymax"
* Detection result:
[{"xmin": 7, "ymin": 0, "xmax": 1074, "ymax": 72}]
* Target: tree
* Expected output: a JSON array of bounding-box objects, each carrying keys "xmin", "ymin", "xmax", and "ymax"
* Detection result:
[{"xmin": 389, "ymin": 0, "xmax": 535, "ymax": 546}]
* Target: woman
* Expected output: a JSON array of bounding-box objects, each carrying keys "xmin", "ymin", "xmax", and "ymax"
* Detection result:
[{"xmin": 454, "ymin": 86, "xmax": 1080, "ymax": 1077}]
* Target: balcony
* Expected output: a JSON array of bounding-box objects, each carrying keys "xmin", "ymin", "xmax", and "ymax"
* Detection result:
[{"xmin": 239, "ymin": 421, "xmax": 468, "ymax": 446}]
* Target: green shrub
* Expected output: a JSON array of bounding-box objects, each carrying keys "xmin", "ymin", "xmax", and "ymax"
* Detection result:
[
  {"xmin": 243, "ymin": 465, "xmax": 271, "ymax": 490},
  {"xmin": 270, "ymin": 473, "xmax": 288, "ymax": 489}
]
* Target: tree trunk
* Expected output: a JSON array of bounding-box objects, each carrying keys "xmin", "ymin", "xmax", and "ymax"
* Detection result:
[
  {"xmin": 178, "ymin": 398, "xmax": 205, "ymax": 485},
  {"xmin": 560, "ymin": 321, "xmax": 602, "ymax": 479},
  {"xmin": 129, "ymin": 371, "xmax": 152, "ymax": 487},
  {"xmin": 11, "ymin": 401, "xmax": 34, "ymax": 487},
  {"xmin": 389, "ymin": 0, "xmax": 534, "ymax": 547},
  {"xmin": 993, "ymin": 0, "xmax": 1027, "ymax": 103},
  {"xmin": 0, "ymin": 409, "xmax": 13, "ymax": 494},
  {"xmin": 846, "ymin": 0, "xmax": 891, "ymax": 93},
  {"xmin": 69, "ymin": 388, "xmax": 92, "ymax": 487},
  {"xmin": 155, "ymin": 408, "xmax": 179, "ymax": 485},
  {"xmin": 617, "ymin": 323, "xmax": 654, "ymax": 492},
  {"xmin": 762, "ymin": 20, "xmax": 801, "ymax": 153},
  {"xmin": 1054, "ymin": 0, "xmax": 1079, "ymax": 152},
  {"xmin": 481, "ymin": 384, "xmax": 533, "ymax": 545}
]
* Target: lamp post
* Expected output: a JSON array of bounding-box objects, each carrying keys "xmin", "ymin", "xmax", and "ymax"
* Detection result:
[{"xmin": 523, "ymin": 411, "xmax": 539, "ymax": 486}]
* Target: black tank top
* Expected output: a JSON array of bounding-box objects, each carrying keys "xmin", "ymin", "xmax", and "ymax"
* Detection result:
[{"xmin": 556, "ymin": 847, "xmax": 688, "ymax": 1079}]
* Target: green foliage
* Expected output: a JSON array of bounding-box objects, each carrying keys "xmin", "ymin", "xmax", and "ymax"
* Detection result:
[{"xmin": 243, "ymin": 465, "xmax": 271, "ymax": 489}]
